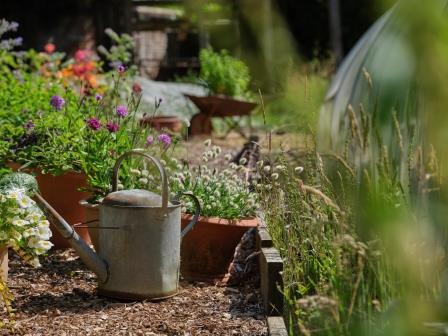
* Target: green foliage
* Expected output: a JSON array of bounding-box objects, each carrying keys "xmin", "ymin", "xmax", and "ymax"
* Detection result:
[
  {"xmin": 0, "ymin": 173, "xmax": 38, "ymax": 195},
  {"xmin": 97, "ymin": 28, "xmax": 137, "ymax": 75},
  {"xmin": 264, "ymin": 72, "xmax": 328, "ymax": 133},
  {"xmin": 258, "ymin": 102, "xmax": 442, "ymax": 334},
  {"xmin": 199, "ymin": 48, "xmax": 251, "ymax": 98}
]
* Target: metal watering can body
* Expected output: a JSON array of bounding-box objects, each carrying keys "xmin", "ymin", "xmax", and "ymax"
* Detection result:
[
  {"xmin": 35, "ymin": 150, "xmax": 200, "ymax": 300},
  {"xmin": 98, "ymin": 150, "xmax": 200, "ymax": 300}
]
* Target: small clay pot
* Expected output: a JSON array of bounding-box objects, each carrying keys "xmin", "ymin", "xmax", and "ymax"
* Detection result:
[
  {"xmin": 79, "ymin": 200, "xmax": 100, "ymax": 251},
  {"xmin": 180, "ymin": 214, "xmax": 258, "ymax": 281}
]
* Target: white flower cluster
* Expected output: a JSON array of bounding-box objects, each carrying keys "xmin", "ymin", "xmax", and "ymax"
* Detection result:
[
  {"xmin": 171, "ymin": 140, "xmax": 257, "ymax": 219},
  {"xmin": 0, "ymin": 188, "xmax": 53, "ymax": 267},
  {"xmin": 124, "ymin": 141, "xmax": 258, "ymax": 219}
]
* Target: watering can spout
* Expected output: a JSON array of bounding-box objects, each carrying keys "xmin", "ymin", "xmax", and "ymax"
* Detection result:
[{"xmin": 35, "ymin": 193, "xmax": 109, "ymax": 283}]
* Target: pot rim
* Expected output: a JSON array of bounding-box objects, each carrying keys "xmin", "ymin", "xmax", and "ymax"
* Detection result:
[{"xmin": 181, "ymin": 213, "xmax": 258, "ymax": 227}]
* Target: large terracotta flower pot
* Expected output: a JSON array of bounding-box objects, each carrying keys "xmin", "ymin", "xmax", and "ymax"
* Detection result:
[
  {"xmin": 0, "ymin": 246, "xmax": 7, "ymax": 282},
  {"xmin": 180, "ymin": 214, "xmax": 258, "ymax": 281},
  {"xmin": 7, "ymin": 162, "xmax": 91, "ymax": 249},
  {"xmin": 79, "ymin": 200, "xmax": 100, "ymax": 250}
]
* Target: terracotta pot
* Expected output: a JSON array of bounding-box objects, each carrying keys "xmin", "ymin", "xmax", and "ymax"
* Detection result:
[
  {"xmin": 79, "ymin": 200, "xmax": 100, "ymax": 251},
  {"xmin": 7, "ymin": 162, "xmax": 91, "ymax": 249},
  {"xmin": 180, "ymin": 214, "xmax": 258, "ymax": 281},
  {"xmin": 140, "ymin": 116, "xmax": 183, "ymax": 133},
  {"xmin": 0, "ymin": 246, "xmax": 7, "ymax": 282}
]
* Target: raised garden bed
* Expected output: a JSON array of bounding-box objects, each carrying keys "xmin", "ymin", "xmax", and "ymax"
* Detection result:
[{"xmin": 256, "ymin": 217, "xmax": 288, "ymax": 336}]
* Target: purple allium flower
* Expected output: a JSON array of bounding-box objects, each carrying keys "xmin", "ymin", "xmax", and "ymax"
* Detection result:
[
  {"xmin": 117, "ymin": 64, "xmax": 126, "ymax": 73},
  {"xmin": 14, "ymin": 37, "xmax": 23, "ymax": 46},
  {"xmin": 9, "ymin": 22, "xmax": 19, "ymax": 31},
  {"xmin": 106, "ymin": 121, "xmax": 119, "ymax": 133},
  {"xmin": 86, "ymin": 117, "xmax": 101, "ymax": 131},
  {"xmin": 95, "ymin": 93, "xmax": 103, "ymax": 101},
  {"xmin": 146, "ymin": 135, "xmax": 154, "ymax": 146},
  {"xmin": 158, "ymin": 133, "xmax": 171, "ymax": 147},
  {"xmin": 24, "ymin": 120, "xmax": 35, "ymax": 132},
  {"xmin": 50, "ymin": 95, "xmax": 65, "ymax": 111},
  {"xmin": 116, "ymin": 105, "xmax": 128, "ymax": 118}
]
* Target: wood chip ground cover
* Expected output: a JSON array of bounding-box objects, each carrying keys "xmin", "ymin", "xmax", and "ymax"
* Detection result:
[{"xmin": 2, "ymin": 230, "xmax": 266, "ymax": 335}]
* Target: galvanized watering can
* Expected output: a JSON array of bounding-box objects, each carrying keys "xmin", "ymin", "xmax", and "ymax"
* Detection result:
[{"xmin": 36, "ymin": 150, "xmax": 200, "ymax": 300}]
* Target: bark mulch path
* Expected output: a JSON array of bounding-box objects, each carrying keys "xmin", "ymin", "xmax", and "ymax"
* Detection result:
[{"xmin": 3, "ymin": 229, "xmax": 266, "ymax": 336}]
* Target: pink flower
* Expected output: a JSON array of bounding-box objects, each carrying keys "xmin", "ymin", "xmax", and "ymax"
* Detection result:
[
  {"xmin": 146, "ymin": 135, "xmax": 154, "ymax": 146},
  {"xmin": 106, "ymin": 121, "xmax": 119, "ymax": 133},
  {"xmin": 74, "ymin": 49, "xmax": 88, "ymax": 62},
  {"xmin": 44, "ymin": 43, "xmax": 55, "ymax": 54},
  {"xmin": 116, "ymin": 105, "xmax": 128, "ymax": 118},
  {"xmin": 132, "ymin": 82, "xmax": 142, "ymax": 94},
  {"xmin": 117, "ymin": 64, "xmax": 126, "ymax": 73},
  {"xmin": 86, "ymin": 118, "xmax": 101, "ymax": 131}
]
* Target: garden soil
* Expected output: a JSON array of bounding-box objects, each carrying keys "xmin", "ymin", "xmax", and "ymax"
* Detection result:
[{"xmin": 3, "ymin": 228, "xmax": 266, "ymax": 335}]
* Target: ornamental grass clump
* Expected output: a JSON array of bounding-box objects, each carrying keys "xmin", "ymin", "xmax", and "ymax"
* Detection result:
[
  {"xmin": 257, "ymin": 93, "xmax": 444, "ymax": 335},
  {"xmin": 129, "ymin": 139, "xmax": 257, "ymax": 219}
]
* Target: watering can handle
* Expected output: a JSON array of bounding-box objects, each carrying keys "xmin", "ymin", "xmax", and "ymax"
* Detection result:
[
  {"xmin": 180, "ymin": 192, "xmax": 201, "ymax": 239},
  {"xmin": 112, "ymin": 149, "xmax": 169, "ymax": 210}
]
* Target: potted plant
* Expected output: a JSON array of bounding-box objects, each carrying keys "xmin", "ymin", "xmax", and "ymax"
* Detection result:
[
  {"xmin": 182, "ymin": 49, "xmax": 257, "ymax": 135},
  {"xmin": 169, "ymin": 139, "xmax": 258, "ymax": 281},
  {"xmin": 0, "ymin": 172, "xmax": 53, "ymax": 321}
]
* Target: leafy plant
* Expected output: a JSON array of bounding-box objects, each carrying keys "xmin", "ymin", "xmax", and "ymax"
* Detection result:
[
  {"xmin": 198, "ymin": 48, "xmax": 251, "ymax": 98},
  {"xmin": 0, "ymin": 173, "xmax": 53, "ymax": 326}
]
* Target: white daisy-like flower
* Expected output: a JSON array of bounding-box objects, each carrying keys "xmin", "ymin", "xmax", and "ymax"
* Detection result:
[
  {"xmin": 239, "ymin": 158, "xmax": 247, "ymax": 165},
  {"xmin": 22, "ymin": 227, "xmax": 38, "ymax": 238},
  {"xmin": 37, "ymin": 227, "xmax": 52, "ymax": 240},
  {"xmin": 224, "ymin": 153, "xmax": 232, "ymax": 161},
  {"xmin": 18, "ymin": 196, "xmax": 35, "ymax": 208},
  {"xmin": 271, "ymin": 173, "xmax": 279, "ymax": 180},
  {"xmin": 256, "ymin": 160, "xmax": 264, "ymax": 168},
  {"xmin": 29, "ymin": 258, "xmax": 41, "ymax": 268},
  {"xmin": 203, "ymin": 139, "xmax": 212, "ymax": 147},
  {"xmin": 263, "ymin": 166, "xmax": 271, "ymax": 173},
  {"xmin": 274, "ymin": 165, "xmax": 286, "ymax": 171},
  {"xmin": 140, "ymin": 169, "xmax": 149, "ymax": 177},
  {"xmin": 27, "ymin": 236, "xmax": 40, "ymax": 248},
  {"xmin": 138, "ymin": 177, "xmax": 149, "ymax": 185},
  {"xmin": 12, "ymin": 219, "xmax": 29, "ymax": 227},
  {"xmin": 294, "ymin": 166, "xmax": 304, "ymax": 174},
  {"xmin": 130, "ymin": 168, "xmax": 141, "ymax": 176}
]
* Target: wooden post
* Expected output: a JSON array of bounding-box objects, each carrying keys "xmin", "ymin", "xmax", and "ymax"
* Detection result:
[
  {"xmin": 260, "ymin": 246, "xmax": 283, "ymax": 315},
  {"xmin": 328, "ymin": 0, "xmax": 344, "ymax": 64}
]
